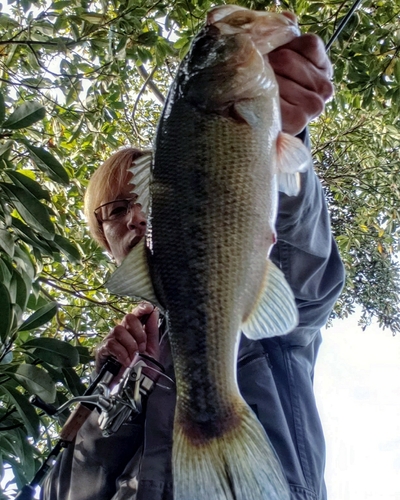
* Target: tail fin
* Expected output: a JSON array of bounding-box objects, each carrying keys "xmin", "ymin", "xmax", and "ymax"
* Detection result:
[{"xmin": 173, "ymin": 404, "xmax": 290, "ymax": 500}]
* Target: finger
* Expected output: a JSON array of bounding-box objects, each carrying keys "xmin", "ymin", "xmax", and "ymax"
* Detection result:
[
  {"xmin": 278, "ymin": 76, "xmax": 326, "ymax": 112},
  {"xmin": 276, "ymin": 76, "xmax": 326, "ymax": 135},
  {"xmin": 95, "ymin": 328, "xmax": 139, "ymax": 372},
  {"xmin": 279, "ymin": 97, "xmax": 324, "ymax": 136},
  {"xmin": 132, "ymin": 301, "xmax": 156, "ymax": 320},
  {"xmin": 121, "ymin": 313, "xmax": 147, "ymax": 352},
  {"xmin": 278, "ymin": 33, "xmax": 332, "ymax": 74},
  {"xmin": 269, "ymin": 47, "xmax": 333, "ymax": 99},
  {"xmin": 124, "ymin": 306, "xmax": 160, "ymax": 359},
  {"xmin": 144, "ymin": 307, "xmax": 160, "ymax": 359}
]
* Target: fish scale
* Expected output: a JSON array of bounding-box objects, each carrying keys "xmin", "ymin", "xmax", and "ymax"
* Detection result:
[
  {"xmin": 106, "ymin": 5, "xmax": 312, "ymax": 499},
  {"xmin": 150, "ymin": 105, "xmax": 281, "ymax": 472}
]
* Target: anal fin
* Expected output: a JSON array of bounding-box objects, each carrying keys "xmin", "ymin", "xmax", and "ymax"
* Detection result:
[
  {"xmin": 242, "ymin": 260, "xmax": 298, "ymax": 339},
  {"xmin": 105, "ymin": 238, "xmax": 159, "ymax": 306}
]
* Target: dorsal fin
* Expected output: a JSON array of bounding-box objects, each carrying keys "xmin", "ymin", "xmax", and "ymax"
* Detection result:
[{"xmin": 129, "ymin": 151, "xmax": 152, "ymax": 216}]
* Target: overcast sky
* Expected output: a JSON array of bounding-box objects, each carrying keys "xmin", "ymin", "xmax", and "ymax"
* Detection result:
[{"xmin": 316, "ymin": 313, "xmax": 400, "ymax": 500}]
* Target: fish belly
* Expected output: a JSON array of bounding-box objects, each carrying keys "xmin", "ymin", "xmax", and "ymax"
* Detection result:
[
  {"xmin": 151, "ymin": 97, "xmax": 289, "ymax": 499},
  {"xmin": 104, "ymin": 6, "xmax": 305, "ymax": 498},
  {"xmin": 152, "ymin": 96, "xmax": 275, "ymax": 419},
  {"xmin": 145, "ymin": 5, "xmax": 303, "ymax": 498}
]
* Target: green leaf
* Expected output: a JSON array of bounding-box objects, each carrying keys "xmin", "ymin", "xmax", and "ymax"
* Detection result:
[
  {"xmin": 394, "ymin": 60, "xmax": 400, "ymax": 84},
  {"xmin": 22, "ymin": 338, "xmax": 80, "ymax": 367},
  {"xmin": 26, "ymin": 285, "xmax": 48, "ymax": 311},
  {"xmin": 11, "ymin": 217, "xmax": 54, "ymax": 255},
  {"xmin": 0, "ymin": 139, "xmax": 13, "ymax": 159},
  {"xmin": 0, "ymin": 227, "xmax": 14, "ymax": 257},
  {"xmin": 0, "ymin": 14, "xmax": 19, "ymax": 29},
  {"xmin": 22, "ymin": 142, "xmax": 69, "ymax": 185},
  {"xmin": 5, "ymin": 453, "xmax": 29, "ymax": 490},
  {"xmin": 14, "ymin": 427, "xmax": 36, "ymax": 481},
  {"xmin": 0, "ymin": 182, "xmax": 55, "ymax": 240},
  {"xmin": 62, "ymin": 367, "xmax": 87, "ymax": 396},
  {"xmin": 13, "ymin": 364, "xmax": 56, "ymax": 403},
  {"xmin": 0, "ymin": 385, "xmax": 40, "ymax": 440},
  {"xmin": 51, "ymin": 1, "xmax": 71, "ymax": 9},
  {"xmin": 115, "ymin": 35, "xmax": 128, "ymax": 54},
  {"xmin": 0, "ymin": 434, "xmax": 18, "ymax": 456},
  {"xmin": 80, "ymin": 12, "xmax": 105, "ymax": 24},
  {"xmin": 9, "ymin": 268, "xmax": 30, "ymax": 313},
  {"xmin": 173, "ymin": 35, "xmax": 189, "ymax": 49},
  {"xmin": 52, "ymin": 234, "xmax": 81, "ymax": 263},
  {"xmin": 38, "ymin": 360, "xmax": 63, "ymax": 384},
  {"xmin": 0, "ymin": 351, "xmax": 13, "ymax": 364},
  {"xmin": 0, "ymin": 92, "xmax": 5, "ymax": 125},
  {"xmin": 13, "ymin": 246, "xmax": 36, "ymax": 281},
  {"xmin": 0, "ymin": 257, "xmax": 12, "ymax": 286},
  {"xmin": 75, "ymin": 345, "xmax": 93, "ymax": 365},
  {"xmin": 0, "ymin": 435, "xmax": 17, "ymax": 459},
  {"xmin": 2, "ymin": 102, "xmax": 46, "ymax": 130},
  {"xmin": 0, "ymin": 282, "xmax": 12, "ymax": 342},
  {"xmin": 5, "ymin": 170, "xmax": 51, "ymax": 201},
  {"xmin": 18, "ymin": 301, "xmax": 58, "ymax": 331},
  {"xmin": 137, "ymin": 31, "xmax": 159, "ymax": 47}
]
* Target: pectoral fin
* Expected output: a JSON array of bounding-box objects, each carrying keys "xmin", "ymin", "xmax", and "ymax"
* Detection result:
[
  {"xmin": 105, "ymin": 239, "xmax": 159, "ymax": 306},
  {"xmin": 242, "ymin": 260, "xmax": 298, "ymax": 339},
  {"xmin": 129, "ymin": 151, "xmax": 152, "ymax": 216},
  {"xmin": 276, "ymin": 132, "xmax": 311, "ymax": 196}
]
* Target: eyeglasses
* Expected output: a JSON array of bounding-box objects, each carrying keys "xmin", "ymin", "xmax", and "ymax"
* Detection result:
[{"xmin": 94, "ymin": 197, "xmax": 138, "ymax": 224}]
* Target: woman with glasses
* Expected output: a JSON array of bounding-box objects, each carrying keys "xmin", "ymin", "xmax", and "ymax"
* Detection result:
[{"xmin": 41, "ymin": 31, "xmax": 344, "ymax": 500}]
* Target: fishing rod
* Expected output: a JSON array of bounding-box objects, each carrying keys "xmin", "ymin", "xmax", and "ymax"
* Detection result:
[
  {"xmin": 13, "ymin": 352, "xmax": 169, "ymax": 500},
  {"xmin": 326, "ymin": 0, "xmax": 364, "ymax": 51},
  {"xmin": 13, "ymin": 357, "xmax": 122, "ymax": 500},
  {"xmin": 12, "ymin": 2, "xmax": 364, "ymax": 498}
]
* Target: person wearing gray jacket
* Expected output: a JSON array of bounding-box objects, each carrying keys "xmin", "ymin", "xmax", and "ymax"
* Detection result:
[{"xmin": 41, "ymin": 29, "xmax": 344, "ymax": 500}]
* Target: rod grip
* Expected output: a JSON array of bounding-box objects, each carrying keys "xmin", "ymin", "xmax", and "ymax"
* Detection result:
[{"xmin": 59, "ymin": 404, "xmax": 93, "ymax": 442}]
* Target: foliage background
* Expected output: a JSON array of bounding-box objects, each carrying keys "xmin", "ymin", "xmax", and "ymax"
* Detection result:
[{"xmin": 0, "ymin": 0, "xmax": 399, "ymax": 495}]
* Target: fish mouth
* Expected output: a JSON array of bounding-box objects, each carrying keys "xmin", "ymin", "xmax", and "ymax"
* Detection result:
[{"xmin": 207, "ymin": 6, "xmax": 299, "ymax": 53}]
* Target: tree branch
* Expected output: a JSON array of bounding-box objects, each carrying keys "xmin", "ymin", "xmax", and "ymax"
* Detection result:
[
  {"xmin": 0, "ymin": 39, "xmax": 77, "ymax": 48},
  {"xmin": 137, "ymin": 64, "xmax": 165, "ymax": 105},
  {"xmin": 38, "ymin": 279, "xmax": 125, "ymax": 314}
]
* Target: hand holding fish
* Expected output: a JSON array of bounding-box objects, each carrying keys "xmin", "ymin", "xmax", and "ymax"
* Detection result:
[
  {"xmin": 95, "ymin": 302, "xmax": 160, "ymax": 378},
  {"xmin": 269, "ymin": 29, "xmax": 333, "ymax": 135}
]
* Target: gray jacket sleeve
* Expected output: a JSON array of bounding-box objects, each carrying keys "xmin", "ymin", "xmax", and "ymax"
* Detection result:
[
  {"xmin": 41, "ymin": 130, "xmax": 344, "ymax": 500},
  {"xmin": 270, "ymin": 129, "xmax": 345, "ymax": 346},
  {"xmin": 238, "ymin": 129, "xmax": 345, "ymax": 500},
  {"xmin": 132, "ymin": 129, "xmax": 346, "ymax": 500}
]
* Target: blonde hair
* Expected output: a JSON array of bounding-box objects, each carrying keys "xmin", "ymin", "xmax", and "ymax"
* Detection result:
[{"xmin": 84, "ymin": 147, "xmax": 145, "ymax": 249}]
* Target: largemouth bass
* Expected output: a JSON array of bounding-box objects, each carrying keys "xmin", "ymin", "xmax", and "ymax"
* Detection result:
[{"xmin": 107, "ymin": 5, "xmax": 311, "ymax": 499}]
